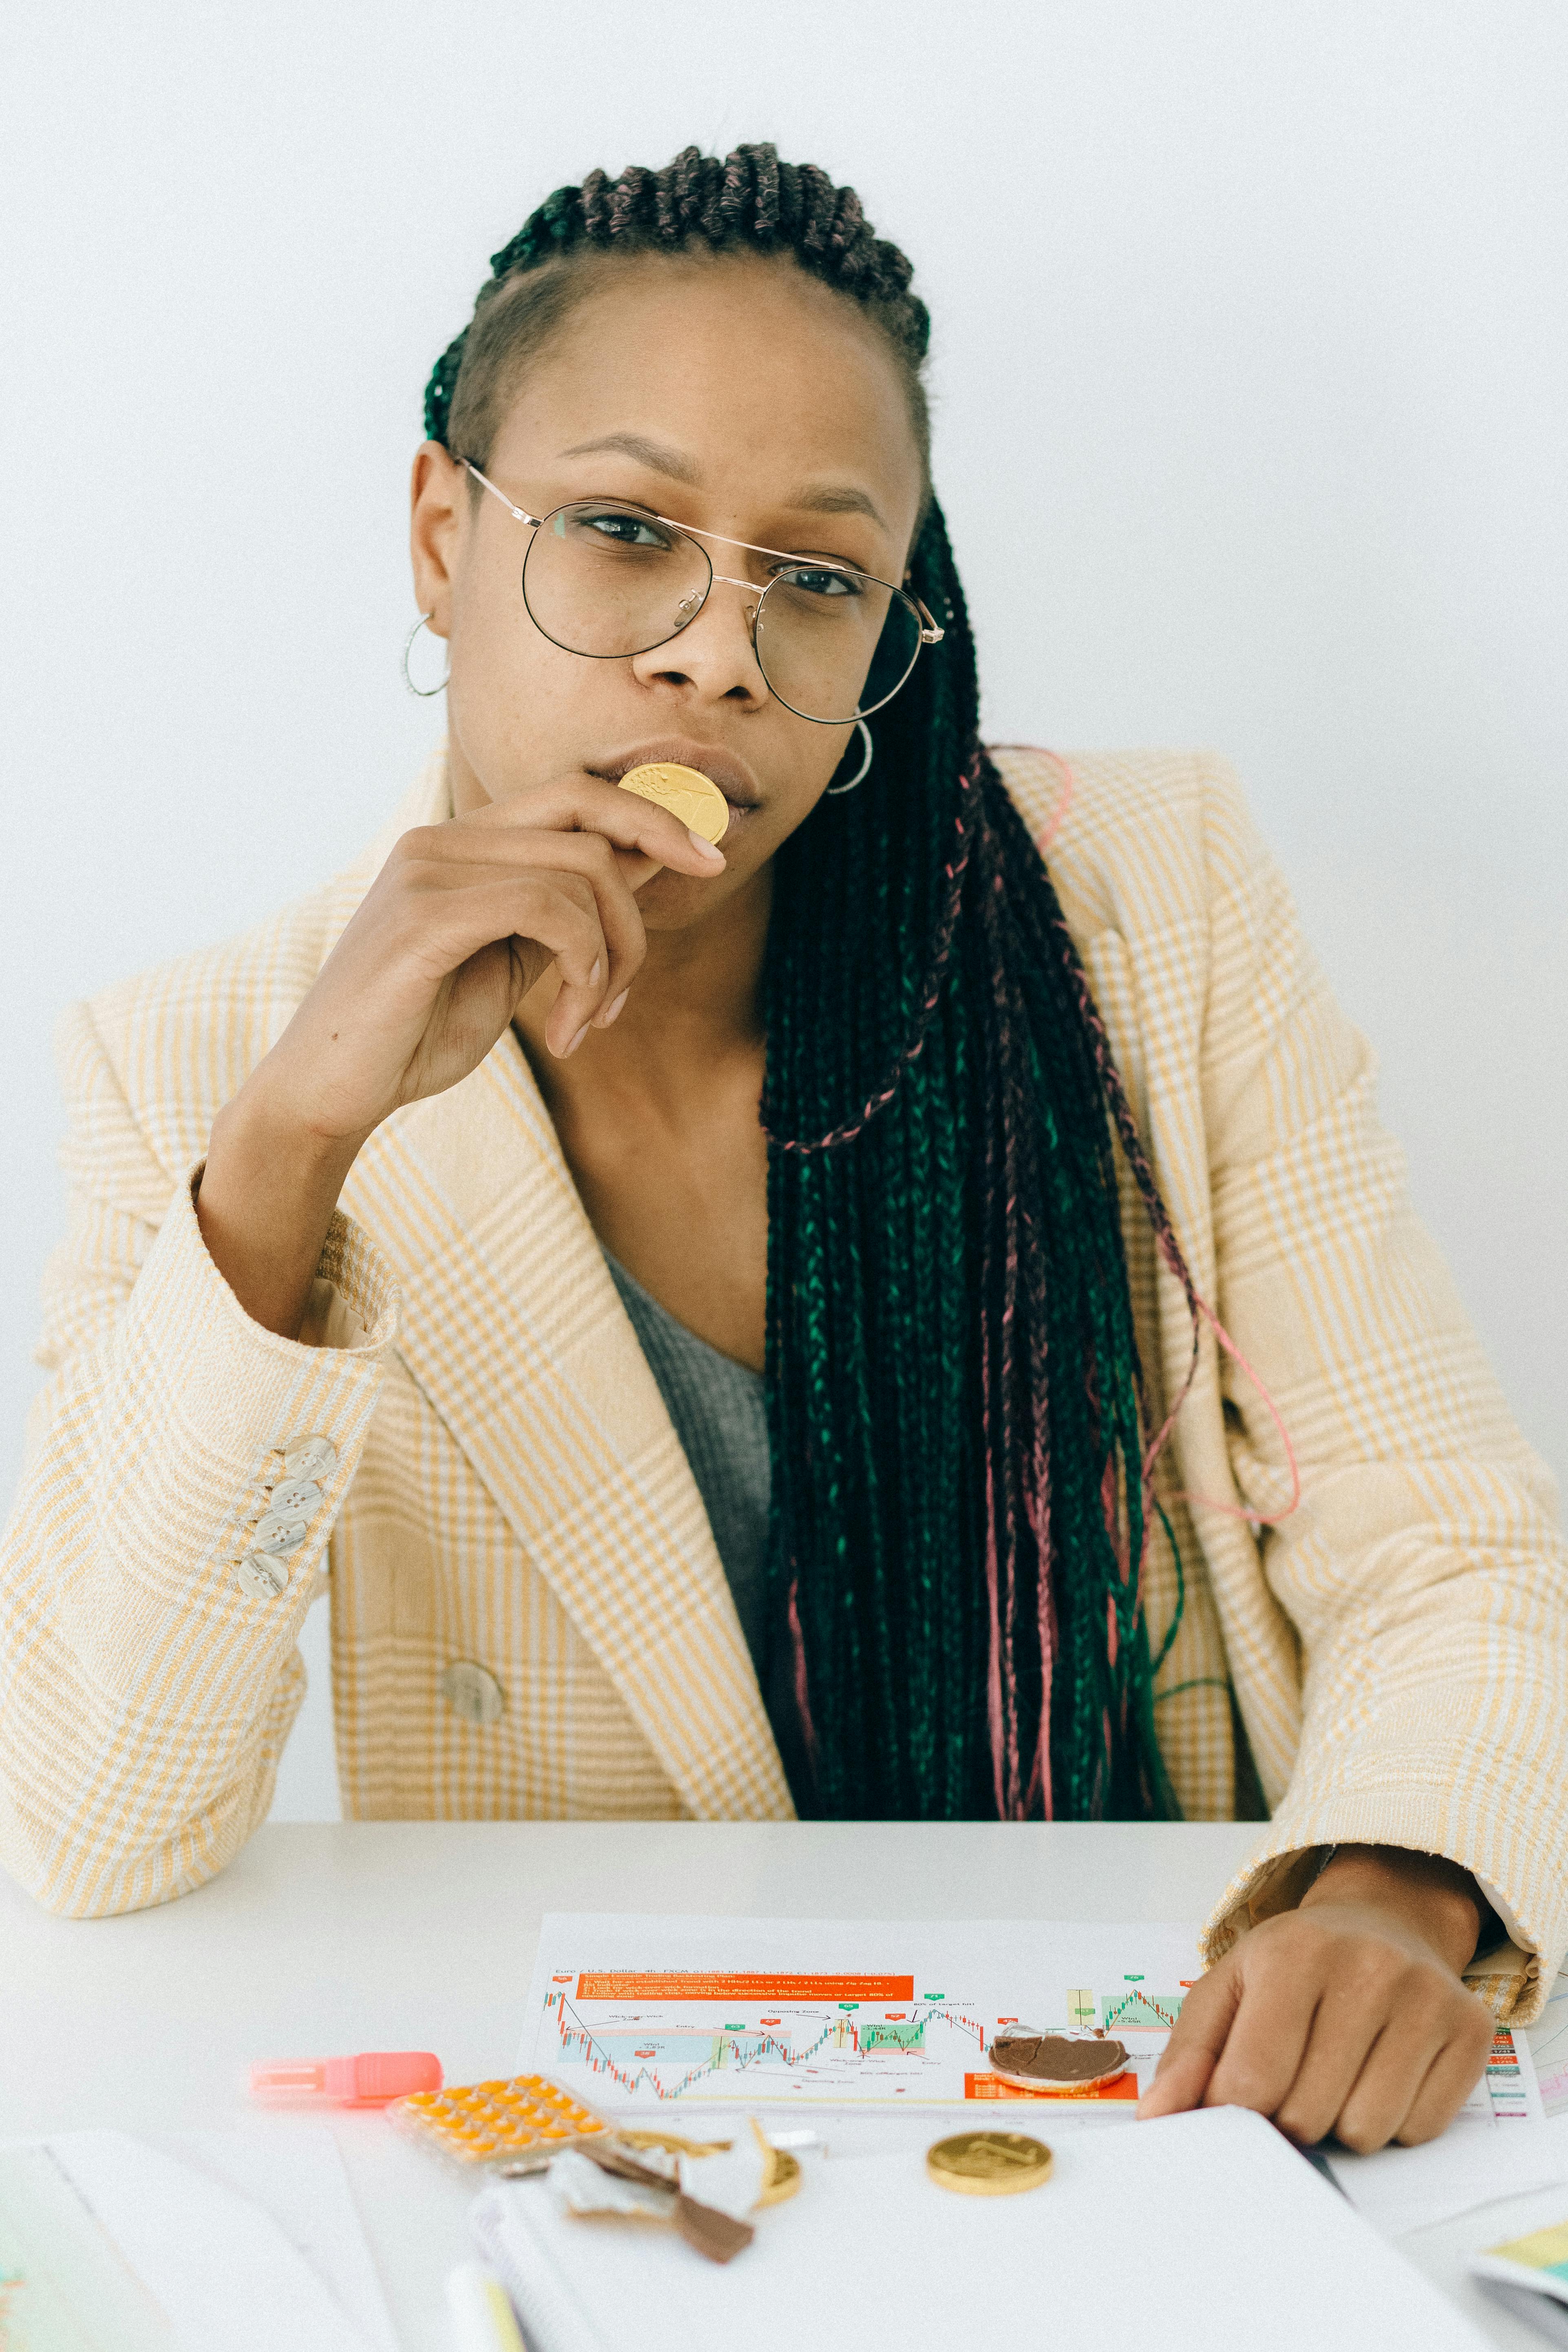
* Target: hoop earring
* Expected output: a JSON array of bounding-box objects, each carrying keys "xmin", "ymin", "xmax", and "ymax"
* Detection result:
[
  {"xmin": 825, "ymin": 718, "xmax": 873, "ymax": 796},
  {"xmin": 402, "ymin": 612, "xmax": 450, "ymax": 697}
]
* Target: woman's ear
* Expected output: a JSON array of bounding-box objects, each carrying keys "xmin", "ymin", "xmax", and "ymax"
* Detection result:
[{"xmin": 408, "ymin": 440, "xmax": 468, "ymax": 638}]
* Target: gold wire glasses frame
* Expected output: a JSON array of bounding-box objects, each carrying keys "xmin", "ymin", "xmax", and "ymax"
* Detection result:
[{"xmin": 461, "ymin": 459, "xmax": 944, "ymax": 726}]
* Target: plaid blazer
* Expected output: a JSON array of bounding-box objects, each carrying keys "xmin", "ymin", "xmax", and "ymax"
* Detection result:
[{"xmin": 4, "ymin": 747, "xmax": 1564, "ymax": 2016}]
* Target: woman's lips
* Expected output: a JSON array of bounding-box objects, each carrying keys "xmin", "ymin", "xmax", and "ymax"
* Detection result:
[{"xmin": 587, "ymin": 736, "xmax": 764, "ymax": 820}]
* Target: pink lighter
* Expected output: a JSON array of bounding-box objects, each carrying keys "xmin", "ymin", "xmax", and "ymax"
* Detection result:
[{"xmin": 249, "ymin": 2051, "xmax": 443, "ymax": 2106}]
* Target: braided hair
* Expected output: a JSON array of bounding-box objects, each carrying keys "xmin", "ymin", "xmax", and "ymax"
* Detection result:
[{"xmin": 426, "ymin": 144, "xmax": 1196, "ymax": 1822}]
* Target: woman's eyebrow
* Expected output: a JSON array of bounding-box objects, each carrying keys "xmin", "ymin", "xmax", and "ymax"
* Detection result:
[
  {"xmin": 559, "ymin": 430, "xmax": 702, "ymax": 483},
  {"xmin": 557, "ymin": 432, "xmax": 888, "ymax": 533},
  {"xmin": 787, "ymin": 481, "xmax": 888, "ymax": 530}
]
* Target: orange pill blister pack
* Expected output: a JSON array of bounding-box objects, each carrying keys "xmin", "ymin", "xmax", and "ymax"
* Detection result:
[{"xmin": 388, "ymin": 2072, "xmax": 610, "ymax": 2170}]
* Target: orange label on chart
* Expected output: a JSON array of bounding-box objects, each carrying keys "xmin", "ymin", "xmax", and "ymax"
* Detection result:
[
  {"xmin": 965, "ymin": 2069, "xmax": 1138, "ymax": 2102},
  {"xmin": 575, "ymin": 1972, "xmax": 916, "ymax": 2002}
]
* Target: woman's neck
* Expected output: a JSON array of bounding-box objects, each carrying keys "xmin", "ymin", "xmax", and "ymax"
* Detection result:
[{"xmin": 514, "ymin": 856, "xmax": 773, "ymax": 1369}]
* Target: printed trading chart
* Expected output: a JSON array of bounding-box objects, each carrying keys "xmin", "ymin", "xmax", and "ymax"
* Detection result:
[
  {"xmin": 519, "ymin": 1917, "xmax": 1206, "ymax": 2108},
  {"xmin": 1526, "ymin": 1971, "xmax": 1568, "ymax": 2120}
]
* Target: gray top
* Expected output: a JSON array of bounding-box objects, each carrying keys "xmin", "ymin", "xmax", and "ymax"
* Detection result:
[{"xmin": 604, "ymin": 1252, "xmax": 773, "ymax": 1673}]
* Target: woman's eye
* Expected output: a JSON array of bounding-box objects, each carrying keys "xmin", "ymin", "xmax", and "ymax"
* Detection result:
[
  {"xmin": 782, "ymin": 565, "xmax": 861, "ymax": 598},
  {"xmin": 579, "ymin": 511, "xmax": 669, "ymax": 548}
]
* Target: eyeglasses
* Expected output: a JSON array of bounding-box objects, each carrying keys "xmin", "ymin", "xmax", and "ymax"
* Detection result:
[{"xmin": 461, "ymin": 459, "xmax": 943, "ymax": 727}]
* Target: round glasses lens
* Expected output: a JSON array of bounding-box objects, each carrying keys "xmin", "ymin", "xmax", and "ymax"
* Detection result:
[
  {"xmin": 753, "ymin": 568, "xmax": 923, "ymax": 723},
  {"xmin": 523, "ymin": 501, "xmax": 711, "ymax": 658}
]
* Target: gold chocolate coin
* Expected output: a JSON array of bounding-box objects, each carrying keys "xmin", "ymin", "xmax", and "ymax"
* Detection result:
[
  {"xmin": 925, "ymin": 2130, "xmax": 1053, "ymax": 2197},
  {"xmin": 755, "ymin": 2147, "xmax": 802, "ymax": 2206},
  {"xmin": 618, "ymin": 2127, "xmax": 732, "ymax": 2159},
  {"xmin": 749, "ymin": 2118, "xmax": 803, "ymax": 2207},
  {"xmin": 617, "ymin": 761, "xmax": 729, "ymax": 845}
]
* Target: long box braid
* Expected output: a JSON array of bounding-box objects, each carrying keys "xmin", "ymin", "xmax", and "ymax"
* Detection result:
[{"xmin": 426, "ymin": 144, "xmax": 1197, "ymax": 1822}]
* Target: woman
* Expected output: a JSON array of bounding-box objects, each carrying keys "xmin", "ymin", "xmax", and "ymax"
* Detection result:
[{"xmin": 4, "ymin": 145, "xmax": 1563, "ymax": 2154}]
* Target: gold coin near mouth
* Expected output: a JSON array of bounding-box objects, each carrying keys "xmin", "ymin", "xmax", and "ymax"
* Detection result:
[{"xmin": 617, "ymin": 761, "xmax": 730, "ymax": 845}]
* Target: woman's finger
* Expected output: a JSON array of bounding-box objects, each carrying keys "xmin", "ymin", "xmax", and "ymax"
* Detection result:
[
  {"xmin": 415, "ymin": 830, "xmax": 652, "ymax": 1010},
  {"xmin": 1391, "ymin": 2001, "xmax": 1494, "ymax": 2147},
  {"xmin": 397, "ymin": 808, "xmax": 699, "ymax": 1011},
  {"xmin": 407, "ymin": 875, "xmax": 611, "ymax": 1045},
  {"xmin": 1201, "ymin": 1942, "xmax": 1327, "ymax": 2124},
  {"xmin": 457, "ymin": 774, "xmax": 730, "ymax": 881},
  {"xmin": 497, "ymin": 828, "xmax": 649, "ymax": 1013},
  {"xmin": 1323, "ymin": 2011, "xmax": 1452, "ymax": 2154},
  {"xmin": 1137, "ymin": 1959, "xmax": 1242, "ymax": 2118},
  {"xmin": 1279, "ymin": 2005, "xmax": 1426, "ymax": 2153}
]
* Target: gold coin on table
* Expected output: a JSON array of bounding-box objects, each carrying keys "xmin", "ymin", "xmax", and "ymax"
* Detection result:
[
  {"xmin": 617, "ymin": 761, "xmax": 730, "ymax": 845},
  {"xmin": 925, "ymin": 2130, "xmax": 1053, "ymax": 2197},
  {"xmin": 755, "ymin": 2147, "xmax": 802, "ymax": 2206},
  {"xmin": 618, "ymin": 2127, "xmax": 733, "ymax": 2160},
  {"xmin": 748, "ymin": 2119, "xmax": 804, "ymax": 2207}
]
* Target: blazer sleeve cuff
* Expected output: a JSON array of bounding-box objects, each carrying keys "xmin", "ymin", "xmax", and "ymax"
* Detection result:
[
  {"xmin": 1198, "ymin": 1794, "xmax": 1561, "ymax": 2026},
  {"xmin": 126, "ymin": 1159, "xmax": 401, "ymax": 1464}
]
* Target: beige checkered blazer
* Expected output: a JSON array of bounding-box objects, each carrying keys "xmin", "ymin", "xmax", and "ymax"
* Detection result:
[{"xmin": 4, "ymin": 747, "xmax": 1564, "ymax": 2014}]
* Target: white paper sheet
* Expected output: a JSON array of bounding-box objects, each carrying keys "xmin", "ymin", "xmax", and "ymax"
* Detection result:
[
  {"xmin": 1330, "ymin": 2120, "xmax": 1565, "ymax": 2239},
  {"xmin": 0, "ymin": 2145, "xmax": 176, "ymax": 2351},
  {"xmin": 1327, "ymin": 2027, "xmax": 1556, "ymax": 2235},
  {"xmin": 0, "ymin": 2125, "xmax": 395, "ymax": 2352},
  {"xmin": 45, "ymin": 2133, "xmax": 371, "ymax": 2352},
  {"xmin": 473, "ymin": 2103, "xmax": 1492, "ymax": 2352},
  {"xmin": 150, "ymin": 2127, "xmax": 399, "ymax": 2352},
  {"xmin": 519, "ymin": 1913, "xmax": 1204, "ymax": 2108}
]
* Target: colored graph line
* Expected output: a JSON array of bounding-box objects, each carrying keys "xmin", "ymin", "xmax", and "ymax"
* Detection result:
[
  {"xmin": 544, "ymin": 1987, "xmax": 988, "ymax": 2102},
  {"xmin": 860, "ymin": 2019, "xmax": 929, "ymax": 2052},
  {"xmin": 1100, "ymin": 1991, "xmax": 1186, "ymax": 2031}
]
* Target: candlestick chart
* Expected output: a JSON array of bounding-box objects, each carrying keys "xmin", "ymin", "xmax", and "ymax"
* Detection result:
[
  {"xmin": 528, "ymin": 1965, "xmax": 1190, "ymax": 2106},
  {"xmin": 1098, "ymin": 1988, "xmax": 1187, "ymax": 2032},
  {"xmin": 537, "ymin": 1975, "xmax": 993, "ymax": 2102}
]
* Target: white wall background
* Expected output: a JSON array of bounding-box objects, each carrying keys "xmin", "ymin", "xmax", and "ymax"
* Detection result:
[{"xmin": 3, "ymin": 3, "xmax": 1564, "ymax": 1826}]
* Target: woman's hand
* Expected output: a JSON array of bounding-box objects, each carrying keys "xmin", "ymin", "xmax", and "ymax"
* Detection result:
[
  {"xmin": 265, "ymin": 775, "xmax": 726, "ymax": 1127},
  {"xmin": 197, "ymin": 777, "xmax": 726, "ymax": 1336},
  {"xmin": 1138, "ymin": 1846, "xmax": 1494, "ymax": 2151}
]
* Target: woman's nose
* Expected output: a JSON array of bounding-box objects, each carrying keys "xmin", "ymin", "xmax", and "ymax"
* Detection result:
[{"xmin": 630, "ymin": 574, "xmax": 768, "ymax": 703}]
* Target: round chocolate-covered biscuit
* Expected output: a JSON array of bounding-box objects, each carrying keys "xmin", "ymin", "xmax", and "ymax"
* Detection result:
[{"xmin": 987, "ymin": 2032, "xmax": 1129, "ymax": 2088}]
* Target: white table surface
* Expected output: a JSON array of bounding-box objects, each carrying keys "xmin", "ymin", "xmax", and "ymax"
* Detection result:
[{"xmin": 0, "ymin": 1821, "xmax": 1555, "ymax": 2349}]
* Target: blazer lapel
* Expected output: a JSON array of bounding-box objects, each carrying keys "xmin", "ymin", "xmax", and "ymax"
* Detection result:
[{"xmin": 332, "ymin": 755, "xmax": 793, "ymax": 1822}]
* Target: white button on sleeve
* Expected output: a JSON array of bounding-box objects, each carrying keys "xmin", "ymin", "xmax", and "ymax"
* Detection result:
[
  {"xmin": 282, "ymin": 1435, "xmax": 338, "ymax": 1483},
  {"xmin": 439, "ymin": 1661, "xmax": 506, "ymax": 1725},
  {"xmin": 252, "ymin": 1511, "xmax": 310, "ymax": 1557},
  {"xmin": 268, "ymin": 1478, "xmax": 322, "ymax": 1519},
  {"xmin": 237, "ymin": 1553, "xmax": 291, "ymax": 1600}
]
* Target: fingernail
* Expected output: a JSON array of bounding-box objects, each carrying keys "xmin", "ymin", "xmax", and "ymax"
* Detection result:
[
  {"xmin": 589, "ymin": 959, "xmax": 602, "ymax": 988},
  {"xmin": 563, "ymin": 1024, "xmax": 589, "ymax": 1058},
  {"xmin": 599, "ymin": 990, "xmax": 629, "ymax": 1028},
  {"xmin": 689, "ymin": 828, "xmax": 726, "ymax": 861}
]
